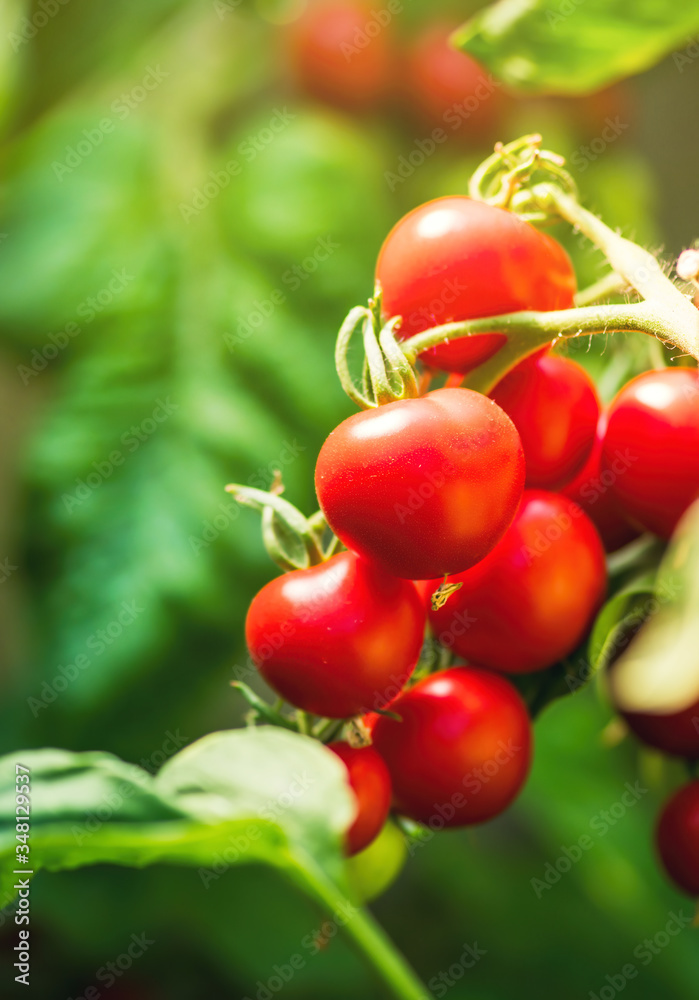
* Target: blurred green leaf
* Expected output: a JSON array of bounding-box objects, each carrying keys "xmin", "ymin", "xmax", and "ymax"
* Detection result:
[
  {"xmin": 456, "ymin": 0, "xmax": 699, "ymax": 94},
  {"xmin": 587, "ymin": 572, "xmax": 656, "ymax": 675},
  {"xmin": 610, "ymin": 500, "xmax": 699, "ymax": 713},
  {"xmin": 0, "ymin": 728, "xmax": 354, "ymax": 900}
]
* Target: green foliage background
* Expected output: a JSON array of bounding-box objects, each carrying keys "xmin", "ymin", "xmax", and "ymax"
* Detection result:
[{"xmin": 0, "ymin": 0, "xmax": 698, "ymax": 997}]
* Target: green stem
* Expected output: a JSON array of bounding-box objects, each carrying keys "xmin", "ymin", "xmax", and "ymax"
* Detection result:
[
  {"xmin": 539, "ymin": 185, "xmax": 699, "ymax": 359},
  {"xmin": 296, "ymin": 710, "xmax": 312, "ymax": 736},
  {"xmin": 401, "ymin": 300, "xmax": 665, "ymax": 394},
  {"xmin": 312, "ymin": 717, "xmax": 346, "ymax": 742},
  {"xmin": 297, "ymin": 865, "xmax": 430, "ymax": 1000},
  {"xmin": 231, "ymin": 683, "xmax": 298, "ymax": 731},
  {"xmin": 574, "ymin": 271, "xmax": 629, "ymax": 307}
]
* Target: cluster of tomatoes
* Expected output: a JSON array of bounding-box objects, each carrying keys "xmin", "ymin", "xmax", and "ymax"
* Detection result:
[
  {"xmin": 283, "ymin": 4, "xmax": 500, "ymax": 134},
  {"xmin": 281, "ymin": 2, "xmax": 628, "ymax": 148},
  {"xmin": 243, "ymin": 193, "xmax": 699, "ymax": 898}
]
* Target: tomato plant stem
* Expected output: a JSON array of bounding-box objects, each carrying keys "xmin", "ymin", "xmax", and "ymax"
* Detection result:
[
  {"xmin": 540, "ymin": 185, "xmax": 699, "ymax": 360},
  {"xmin": 574, "ymin": 271, "xmax": 628, "ymax": 307},
  {"xmin": 400, "ymin": 300, "xmax": 670, "ymax": 394},
  {"xmin": 299, "ymin": 866, "xmax": 431, "ymax": 1000}
]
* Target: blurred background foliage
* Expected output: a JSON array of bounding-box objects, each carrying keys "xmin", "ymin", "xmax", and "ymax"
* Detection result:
[{"xmin": 0, "ymin": 0, "xmax": 698, "ymax": 997}]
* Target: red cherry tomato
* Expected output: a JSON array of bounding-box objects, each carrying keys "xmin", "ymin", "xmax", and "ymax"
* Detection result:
[
  {"xmin": 427, "ymin": 490, "xmax": 607, "ymax": 673},
  {"xmin": 562, "ymin": 412, "xmax": 638, "ymax": 552},
  {"xmin": 328, "ymin": 741, "xmax": 392, "ymax": 855},
  {"xmin": 601, "ymin": 368, "xmax": 699, "ymax": 538},
  {"xmin": 285, "ymin": 1, "xmax": 394, "ymax": 112},
  {"xmin": 375, "ymin": 196, "xmax": 577, "ymax": 374},
  {"xmin": 403, "ymin": 23, "xmax": 504, "ymax": 138},
  {"xmin": 371, "ymin": 667, "xmax": 532, "ymax": 826},
  {"xmin": 618, "ymin": 695, "xmax": 699, "ymax": 759},
  {"xmin": 490, "ymin": 353, "xmax": 600, "ymax": 490},
  {"xmin": 245, "ymin": 551, "xmax": 425, "ymax": 718},
  {"xmin": 315, "ymin": 387, "xmax": 525, "ymax": 580},
  {"xmin": 656, "ymin": 781, "xmax": 699, "ymax": 896}
]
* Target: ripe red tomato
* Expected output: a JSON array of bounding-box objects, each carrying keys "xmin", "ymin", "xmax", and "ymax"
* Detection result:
[
  {"xmin": 245, "ymin": 551, "xmax": 425, "ymax": 718},
  {"xmin": 601, "ymin": 368, "xmax": 699, "ymax": 538},
  {"xmin": 285, "ymin": 1, "xmax": 394, "ymax": 112},
  {"xmin": 403, "ymin": 23, "xmax": 504, "ymax": 138},
  {"xmin": 618, "ymin": 695, "xmax": 699, "ymax": 759},
  {"xmin": 328, "ymin": 741, "xmax": 392, "ymax": 855},
  {"xmin": 375, "ymin": 196, "xmax": 577, "ymax": 374},
  {"xmin": 427, "ymin": 490, "xmax": 607, "ymax": 673},
  {"xmin": 656, "ymin": 781, "xmax": 699, "ymax": 896},
  {"xmin": 562, "ymin": 412, "xmax": 638, "ymax": 552},
  {"xmin": 315, "ymin": 387, "xmax": 525, "ymax": 580},
  {"xmin": 490, "ymin": 353, "xmax": 600, "ymax": 490},
  {"xmin": 371, "ymin": 667, "xmax": 532, "ymax": 826}
]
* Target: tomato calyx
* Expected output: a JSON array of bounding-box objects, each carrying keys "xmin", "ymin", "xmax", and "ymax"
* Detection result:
[
  {"xmin": 335, "ymin": 298, "xmax": 419, "ymax": 410},
  {"xmin": 469, "ymin": 133, "xmax": 578, "ymax": 223},
  {"xmin": 224, "ymin": 479, "xmax": 339, "ymax": 572}
]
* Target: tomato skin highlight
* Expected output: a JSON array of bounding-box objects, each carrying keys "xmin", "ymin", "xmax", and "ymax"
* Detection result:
[
  {"xmin": 315, "ymin": 387, "xmax": 525, "ymax": 580},
  {"xmin": 328, "ymin": 741, "xmax": 392, "ymax": 855},
  {"xmin": 375, "ymin": 196, "xmax": 577, "ymax": 373},
  {"xmin": 371, "ymin": 667, "xmax": 532, "ymax": 826},
  {"xmin": 490, "ymin": 353, "xmax": 600, "ymax": 490},
  {"xmin": 427, "ymin": 490, "xmax": 607, "ymax": 673},
  {"xmin": 657, "ymin": 782, "xmax": 699, "ymax": 896},
  {"xmin": 601, "ymin": 368, "xmax": 699, "ymax": 539},
  {"xmin": 562, "ymin": 412, "xmax": 638, "ymax": 552},
  {"xmin": 245, "ymin": 551, "xmax": 425, "ymax": 718},
  {"xmin": 286, "ymin": 1, "xmax": 394, "ymax": 112},
  {"xmin": 619, "ymin": 695, "xmax": 699, "ymax": 759}
]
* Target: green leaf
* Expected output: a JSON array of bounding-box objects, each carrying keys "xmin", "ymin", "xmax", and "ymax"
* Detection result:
[
  {"xmin": 156, "ymin": 728, "xmax": 354, "ymax": 887},
  {"xmin": 455, "ymin": 0, "xmax": 699, "ymax": 94},
  {"xmin": 587, "ymin": 572, "xmax": 657, "ymax": 674},
  {"xmin": 610, "ymin": 500, "xmax": 699, "ymax": 714},
  {"xmin": 0, "ymin": 728, "xmax": 354, "ymax": 900}
]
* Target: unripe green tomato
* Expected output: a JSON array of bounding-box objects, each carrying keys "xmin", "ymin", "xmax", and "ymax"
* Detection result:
[{"xmin": 345, "ymin": 820, "xmax": 407, "ymax": 905}]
